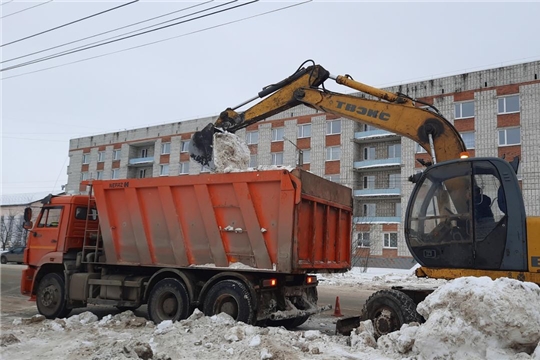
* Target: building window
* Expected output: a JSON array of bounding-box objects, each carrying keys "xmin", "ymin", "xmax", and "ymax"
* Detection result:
[
  {"xmin": 179, "ymin": 162, "xmax": 190, "ymax": 174},
  {"xmin": 81, "ymin": 172, "xmax": 89, "ymax": 181},
  {"xmin": 363, "ymin": 124, "xmax": 376, "ymax": 131},
  {"xmin": 271, "ymin": 152, "xmax": 283, "ymax": 165},
  {"xmin": 181, "ymin": 140, "xmax": 190, "ymax": 153},
  {"xmin": 272, "ymin": 128, "xmax": 284, "ymax": 142},
  {"xmin": 113, "ymin": 149, "xmax": 121, "ymax": 160},
  {"xmin": 112, "ymin": 169, "xmax": 119, "ymax": 179},
  {"xmin": 140, "ymin": 148, "xmax": 149, "ymax": 158},
  {"xmin": 363, "ymin": 176, "xmax": 375, "ymax": 189},
  {"xmin": 98, "ymin": 151, "xmax": 105, "ymax": 162},
  {"xmin": 325, "ymin": 174, "xmax": 340, "ymax": 183},
  {"xmin": 327, "ymin": 120, "xmax": 341, "ymax": 135},
  {"xmin": 246, "ymin": 131, "xmax": 259, "ymax": 145},
  {"xmin": 357, "ymin": 232, "xmax": 370, "ymax": 248},
  {"xmin": 326, "ymin": 146, "xmax": 341, "ymax": 161},
  {"xmin": 389, "ymin": 174, "xmax": 400, "ymax": 189},
  {"xmin": 301, "ymin": 149, "xmax": 311, "ymax": 164},
  {"xmin": 498, "ymin": 95, "xmax": 520, "ymax": 114},
  {"xmin": 82, "ymin": 153, "xmax": 90, "ymax": 164},
  {"xmin": 460, "ymin": 132, "xmax": 476, "ymax": 149},
  {"xmin": 383, "ymin": 232, "xmax": 398, "ymax": 248},
  {"xmin": 363, "ymin": 203, "xmax": 376, "ymax": 217},
  {"xmin": 498, "ymin": 127, "xmax": 520, "ymax": 146},
  {"xmin": 138, "ymin": 169, "xmax": 147, "ymax": 178},
  {"xmin": 249, "ymin": 155, "xmax": 257, "ymax": 168},
  {"xmin": 364, "ymin": 147, "xmax": 375, "ymax": 160},
  {"xmin": 161, "ymin": 142, "xmax": 171, "ymax": 155},
  {"xmin": 388, "ymin": 144, "xmax": 401, "ymax": 158},
  {"xmin": 415, "ymin": 143, "xmax": 427, "ymax": 154},
  {"xmin": 298, "ymin": 124, "xmax": 311, "ymax": 138},
  {"xmin": 160, "ymin": 164, "xmax": 169, "ymax": 176},
  {"xmin": 454, "ymin": 101, "xmax": 475, "ymax": 119},
  {"xmin": 96, "ymin": 171, "xmax": 103, "ymax": 180},
  {"xmin": 395, "ymin": 203, "xmax": 402, "ymax": 217}
]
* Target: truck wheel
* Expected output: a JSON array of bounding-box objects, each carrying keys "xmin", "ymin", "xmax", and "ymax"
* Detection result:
[
  {"xmin": 267, "ymin": 314, "xmax": 309, "ymax": 329},
  {"xmin": 1, "ymin": 256, "xmax": 6, "ymax": 264},
  {"xmin": 148, "ymin": 278, "xmax": 190, "ymax": 324},
  {"xmin": 362, "ymin": 289, "xmax": 422, "ymax": 338},
  {"xmin": 36, "ymin": 273, "xmax": 70, "ymax": 319},
  {"xmin": 203, "ymin": 279, "xmax": 255, "ymax": 324}
]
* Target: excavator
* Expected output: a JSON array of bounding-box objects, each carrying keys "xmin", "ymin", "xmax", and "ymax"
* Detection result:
[{"xmin": 189, "ymin": 60, "xmax": 540, "ymax": 337}]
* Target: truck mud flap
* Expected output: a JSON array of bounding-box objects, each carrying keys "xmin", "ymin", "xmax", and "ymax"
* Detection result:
[{"xmin": 335, "ymin": 315, "xmax": 363, "ymax": 336}]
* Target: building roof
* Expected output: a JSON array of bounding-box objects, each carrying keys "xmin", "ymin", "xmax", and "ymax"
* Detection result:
[{"xmin": 0, "ymin": 191, "xmax": 65, "ymax": 206}]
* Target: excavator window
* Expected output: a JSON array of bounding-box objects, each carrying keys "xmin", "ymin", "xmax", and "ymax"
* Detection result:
[{"xmin": 406, "ymin": 159, "xmax": 508, "ymax": 269}]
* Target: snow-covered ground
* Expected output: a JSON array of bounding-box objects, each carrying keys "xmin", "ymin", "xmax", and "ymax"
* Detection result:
[{"xmin": 2, "ymin": 268, "xmax": 539, "ymax": 360}]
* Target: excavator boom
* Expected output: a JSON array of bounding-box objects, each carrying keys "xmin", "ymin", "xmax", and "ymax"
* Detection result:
[{"xmin": 188, "ymin": 62, "xmax": 467, "ymax": 167}]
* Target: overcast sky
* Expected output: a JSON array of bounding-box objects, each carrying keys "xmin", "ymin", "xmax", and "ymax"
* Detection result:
[{"xmin": 2, "ymin": 0, "xmax": 540, "ymax": 196}]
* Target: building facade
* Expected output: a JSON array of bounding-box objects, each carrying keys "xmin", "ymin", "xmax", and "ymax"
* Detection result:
[{"xmin": 66, "ymin": 61, "xmax": 540, "ymax": 268}]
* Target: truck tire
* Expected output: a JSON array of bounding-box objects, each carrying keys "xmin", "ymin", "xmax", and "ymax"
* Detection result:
[
  {"xmin": 362, "ymin": 289, "xmax": 422, "ymax": 338},
  {"xmin": 1, "ymin": 256, "xmax": 6, "ymax": 264},
  {"xmin": 203, "ymin": 279, "xmax": 255, "ymax": 325},
  {"xmin": 148, "ymin": 278, "xmax": 190, "ymax": 324},
  {"xmin": 36, "ymin": 273, "xmax": 71, "ymax": 319}
]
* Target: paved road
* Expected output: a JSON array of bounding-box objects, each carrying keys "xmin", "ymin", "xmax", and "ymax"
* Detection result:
[{"xmin": 1, "ymin": 264, "xmax": 373, "ymax": 332}]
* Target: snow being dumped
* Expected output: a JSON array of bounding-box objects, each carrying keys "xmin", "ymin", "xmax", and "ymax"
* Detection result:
[
  {"xmin": 212, "ymin": 131, "xmax": 294, "ymax": 173},
  {"xmin": 2, "ymin": 277, "xmax": 540, "ymax": 360}
]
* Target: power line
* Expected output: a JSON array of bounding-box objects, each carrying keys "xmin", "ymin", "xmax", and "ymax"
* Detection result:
[
  {"xmin": 1, "ymin": 1, "xmax": 312, "ymax": 80},
  {"xmin": 1, "ymin": 0, "xmax": 213, "ymax": 64},
  {"xmin": 1, "ymin": 0, "xmax": 254, "ymax": 72},
  {"xmin": 1, "ymin": 0, "xmax": 139, "ymax": 47},
  {"xmin": 0, "ymin": 0, "xmax": 15, "ymax": 6},
  {"xmin": 2, "ymin": 0, "xmax": 233, "ymax": 67},
  {"xmin": 1, "ymin": 0, "xmax": 52, "ymax": 19}
]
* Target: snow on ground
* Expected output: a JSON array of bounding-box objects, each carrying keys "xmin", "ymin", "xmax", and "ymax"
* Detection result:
[
  {"xmin": 317, "ymin": 265, "xmax": 448, "ymax": 290},
  {"xmin": 2, "ymin": 275, "xmax": 539, "ymax": 360}
]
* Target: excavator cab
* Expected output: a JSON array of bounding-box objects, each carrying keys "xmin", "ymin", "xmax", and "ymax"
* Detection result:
[{"xmin": 405, "ymin": 157, "xmax": 527, "ymax": 271}]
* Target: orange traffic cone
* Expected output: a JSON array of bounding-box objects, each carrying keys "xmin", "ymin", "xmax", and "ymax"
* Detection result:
[{"xmin": 333, "ymin": 296, "xmax": 343, "ymax": 317}]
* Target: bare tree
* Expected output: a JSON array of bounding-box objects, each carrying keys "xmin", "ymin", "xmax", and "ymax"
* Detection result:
[{"xmin": 0, "ymin": 215, "xmax": 16, "ymax": 250}]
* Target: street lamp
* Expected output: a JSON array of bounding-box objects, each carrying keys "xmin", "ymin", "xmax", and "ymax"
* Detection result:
[{"xmin": 282, "ymin": 136, "xmax": 303, "ymax": 166}]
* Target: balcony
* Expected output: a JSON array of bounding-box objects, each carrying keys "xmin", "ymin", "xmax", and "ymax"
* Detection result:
[
  {"xmin": 354, "ymin": 157, "xmax": 401, "ymax": 169},
  {"xmin": 128, "ymin": 157, "xmax": 154, "ymax": 167},
  {"xmin": 353, "ymin": 188, "xmax": 401, "ymax": 197},
  {"xmin": 354, "ymin": 129, "xmax": 398, "ymax": 142},
  {"xmin": 354, "ymin": 216, "xmax": 401, "ymax": 224}
]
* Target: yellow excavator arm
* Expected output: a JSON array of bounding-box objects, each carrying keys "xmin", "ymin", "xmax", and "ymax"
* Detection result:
[{"xmin": 189, "ymin": 62, "xmax": 467, "ymax": 167}]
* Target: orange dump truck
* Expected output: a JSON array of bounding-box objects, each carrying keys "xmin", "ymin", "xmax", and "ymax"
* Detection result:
[{"xmin": 21, "ymin": 168, "xmax": 352, "ymax": 326}]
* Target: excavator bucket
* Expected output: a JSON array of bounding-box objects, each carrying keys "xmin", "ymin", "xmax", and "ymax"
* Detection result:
[
  {"xmin": 335, "ymin": 315, "xmax": 362, "ymax": 335},
  {"xmin": 189, "ymin": 123, "xmax": 216, "ymax": 167}
]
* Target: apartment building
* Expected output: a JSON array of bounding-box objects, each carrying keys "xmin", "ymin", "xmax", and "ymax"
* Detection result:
[{"xmin": 66, "ymin": 61, "xmax": 540, "ymax": 268}]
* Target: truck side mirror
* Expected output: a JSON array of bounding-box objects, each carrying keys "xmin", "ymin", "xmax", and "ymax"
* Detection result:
[
  {"xmin": 24, "ymin": 207, "xmax": 32, "ymax": 222},
  {"xmin": 23, "ymin": 221, "xmax": 33, "ymax": 230}
]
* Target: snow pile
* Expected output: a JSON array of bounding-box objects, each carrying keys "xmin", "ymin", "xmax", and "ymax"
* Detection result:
[
  {"xmin": 213, "ymin": 131, "xmax": 250, "ymax": 173},
  {"xmin": 2, "ymin": 277, "xmax": 539, "ymax": 360},
  {"xmin": 351, "ymin": 276, "xmax": 540, "ymax": 359}
]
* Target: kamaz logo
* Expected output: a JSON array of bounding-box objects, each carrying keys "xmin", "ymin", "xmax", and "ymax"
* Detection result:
[{"xmin": 336, "ymin": 101, "xmax": 390, "ymax": 121}]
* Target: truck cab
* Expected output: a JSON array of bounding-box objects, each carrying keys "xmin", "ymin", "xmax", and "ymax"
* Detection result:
[{"xmin": 21, "ymin": 195, "xmax": 97, "ymax": 298}]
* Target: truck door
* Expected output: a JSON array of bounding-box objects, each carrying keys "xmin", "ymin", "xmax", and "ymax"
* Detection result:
[{"xmin": 27, "ymin": 206, "xmax": 63, "ymax": 264}]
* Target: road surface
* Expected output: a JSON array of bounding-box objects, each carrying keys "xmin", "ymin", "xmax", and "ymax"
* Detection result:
[{"xmin": 1, "ymin": 264, "xmax": 374, "ymax": 333}]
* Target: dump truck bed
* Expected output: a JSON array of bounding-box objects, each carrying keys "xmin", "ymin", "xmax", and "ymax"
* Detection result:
[{"xmin": 88, "ymin": 168, "xmax": 352, "ymax": 273}]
